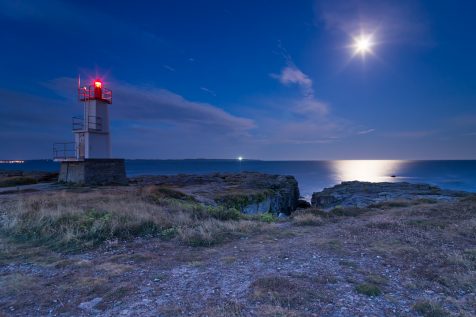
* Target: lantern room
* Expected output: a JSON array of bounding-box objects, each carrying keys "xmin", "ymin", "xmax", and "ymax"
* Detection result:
[{"xmin": 78, "ymin": 79, "xmax": 112, "ymax": 104}]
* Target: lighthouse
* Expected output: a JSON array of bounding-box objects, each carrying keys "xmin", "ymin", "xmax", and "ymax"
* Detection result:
[
  {"xmin": 54, "ymin": 78, "xmax": 127, "ymax": 185},
  {"xmin": 75, "ymin": 79, "xmax": 112, "ymax": 159}
]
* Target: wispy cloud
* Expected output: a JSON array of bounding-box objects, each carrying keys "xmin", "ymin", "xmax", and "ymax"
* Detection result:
[
  {"xmin": 200, "ymin": 87, "xmax": 216, "ymax": 97},
  {"xmin": 271, "ymin": 60, "xmax": 328, "ymax": 116},
  {"xmin": 357, "ymin": 128, "xmax": 375, "ymax": 135},
  {"xmin": 271, "ymin": 66, "xmax": 314, "ymax": 98},
  {"xmin": 47, "ymin": 78, "xmax": 254, "ymax": 135},
  {"xmin": 263, "ymin": 42, "xmax": 356, "ymax": 145},
  {"xmin": 163, "ymin": 65, "xmax": 175, "ymax": 72}
]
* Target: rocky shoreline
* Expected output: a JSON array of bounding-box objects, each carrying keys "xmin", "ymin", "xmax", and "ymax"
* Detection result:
[
  {"xmin": 1, "ymin": 169, "xmax": 474, "ymax": 214},
  {"xmin": 311, "ymin": 181, "xmax": 470, "ymax": 210},
  {"xmin": 131, "ymin": 172, "xmax": 300, "ymax": 214}
]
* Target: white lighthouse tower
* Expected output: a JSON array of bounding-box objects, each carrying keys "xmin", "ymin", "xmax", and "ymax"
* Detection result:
[
  {"xmin": 75, "ymin": 79, "xmax": 112, "ymax": 160},
  {"xmin": 54, "ymin": 78, "xmax": 126, "ymax": 185}
]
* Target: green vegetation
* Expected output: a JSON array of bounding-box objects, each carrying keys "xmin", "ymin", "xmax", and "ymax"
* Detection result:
[
  {"xmin": 259, "ymin": 212, "xmax": 276, "ymax": 223},
  {"xmin": 207, "ymin": 206, "xmax": 241, "ymax": 221},
  {"xmin": 355, "ymin": 283, "xmax": 382, "ymax": 296},
  {"xmin": 0, "ymin": 176, "xmax": 37, "ymax": 187},
  {"xmin": 413, "ymin": 300, "xmax": 449, "ymax": 317},
  {"xmin": 215, "ymin": 189, "xmax": 273, "ymax": 211}
]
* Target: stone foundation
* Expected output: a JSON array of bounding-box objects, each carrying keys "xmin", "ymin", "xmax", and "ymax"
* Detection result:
[{"xmin": 58, "ymin": 159, "xmax": 127, "ymax": 185}]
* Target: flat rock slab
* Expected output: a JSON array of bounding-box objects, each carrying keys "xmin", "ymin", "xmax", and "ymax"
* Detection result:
[
  {"xmin": 132, "ymin": 172, "xmax": 300, "ymax": 214},
  {"xmin": 312, "ymin": 181, "xmax": 469, "ymax": 209}
]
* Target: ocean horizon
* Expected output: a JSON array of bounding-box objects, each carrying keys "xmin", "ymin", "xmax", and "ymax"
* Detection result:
[{"xmin": 2, "ymin": 159, "xmax": 476, "ymax": 199}]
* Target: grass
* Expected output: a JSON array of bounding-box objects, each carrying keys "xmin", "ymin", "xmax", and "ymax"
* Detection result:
[
  {"xmin": 292, "ymin": 213, "xmax": 323, "ymax": 226},
  {"xmin": 177, "ymin": 219, "xmax": 260, "ymax": 247},
  {"xmin": 0, "ymin": 186, "xmax": 266, "ymax": 250},
  {"xmin": 413, "ymin": 300, "xmax": 449, "ymax": 317},
  {"xmin": 286, "ymin": 206, "xmax": 367, "ymax": 223},
  {"xmin": 355, "ymin": 282, "xmax": 382, "ymax": 297},
  {"xmin": 0, "ymin": 176, "xmax": 38, "ymax": 187},
  {"xmin": 251, "ymin": 275, "xmax": 314, "ymax": 308},
  {"xmin": 369, "ymin": 198, "xmax": 438, "ymax": 209}
]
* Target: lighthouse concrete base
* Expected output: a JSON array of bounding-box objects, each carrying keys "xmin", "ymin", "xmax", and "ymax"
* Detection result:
[{"xmin": 58, "ymin": 159, "xmax": 127, "ymax": 185}]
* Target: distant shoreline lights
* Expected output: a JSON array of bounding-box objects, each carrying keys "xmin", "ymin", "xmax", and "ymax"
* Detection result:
[{"xmin": 0, "ymin": 160, "xmax": 25, "ymax": 164}]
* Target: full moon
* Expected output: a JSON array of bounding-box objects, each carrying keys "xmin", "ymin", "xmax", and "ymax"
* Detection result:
[{"xmin": 352, "ymin": 34, "xmax": 374, "ymax": 56}]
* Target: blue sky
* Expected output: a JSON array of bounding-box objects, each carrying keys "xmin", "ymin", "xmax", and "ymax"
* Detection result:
[{"xmin": 1, "ymin": 0, "xmax": 476, "ymax": 159}]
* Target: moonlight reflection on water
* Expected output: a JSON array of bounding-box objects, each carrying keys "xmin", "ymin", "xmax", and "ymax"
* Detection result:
[{"xmin": 331, "ymin": 160, "xmax": 403, "ymax": 183}]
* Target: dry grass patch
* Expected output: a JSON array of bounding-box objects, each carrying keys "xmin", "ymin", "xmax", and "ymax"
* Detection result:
[
  {"xmin": 0, "ymin": 273, "xmax": 38, "ymax": 297},
  {"xmin": 251, "ymin": 275, "xmax": 315, "ymax": 309},
  {"xmin": 413, "ymin": 300, "xmax": 449, "ymax": 317},
  {"xmin": 97, "ymin": 262, "xmax": 134, "ymax": 276},
  {"xmin": 255, "ymin": 305, "xmax": 304, "ymax": 317},
  {"xmin": 292, "ymin": 213, "xmax": 323, "ymax": 226},
  {"xmin": 178, "ymin": 219, "xmax": 261, "ymax": 247},
  {"xmin": 200, "ymin": 300, "xmax": 245, "ymax": 317},
  {"xmin": 0, "ymin": 187, "xmax": 267, "ymax": 251}
]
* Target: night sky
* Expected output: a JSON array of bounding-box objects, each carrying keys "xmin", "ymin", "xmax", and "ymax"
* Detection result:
[{"xmin": 1, "ymin": 0, "xmax": 476, "ymax": 160}]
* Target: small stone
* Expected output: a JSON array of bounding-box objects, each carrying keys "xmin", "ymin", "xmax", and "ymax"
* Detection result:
[{"xmin": 78, "ymin": 297, "xmax": 102, "ymax": 310}]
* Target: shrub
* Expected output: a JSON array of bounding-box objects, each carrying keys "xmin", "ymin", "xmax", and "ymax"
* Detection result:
[
  {"xmin": 413, "ymin": 300, "xmax": 448, "ymax": 317},
  {"xmin": 355, "ymin": 283, "xmax": 382, "ymax": 296},
  {"xmin": 0, "ymin": 176, "xmax": 37, "ymax": 187},
  {"xmin": 160, "ymin": 227, "xmax": 178, "ymax": 240},
  {"xmin": 259, "ymin": 213, "xmax": 276, "ymax": 223},
  {"xmin": 207, "ymin": 206, "xmax": 241, "ymax": 221}
]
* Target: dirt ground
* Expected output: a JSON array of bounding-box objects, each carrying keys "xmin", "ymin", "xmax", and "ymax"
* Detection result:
[{"xmin": 1, "ymin": 191, "xmax": 475, "ymax": 317}]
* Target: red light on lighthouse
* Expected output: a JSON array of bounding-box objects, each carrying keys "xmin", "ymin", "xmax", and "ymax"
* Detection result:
[{"xmin": 94, "ymin": 80, "xmax": 103, "ymax": 100}]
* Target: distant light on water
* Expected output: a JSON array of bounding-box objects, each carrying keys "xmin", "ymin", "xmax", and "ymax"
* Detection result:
[
  {"xmin": 331, "ymin": 160, "xmax": 402, "ymax": 183},
  {"xmin": 237, "ymin": 156, "xmax": 243, "ymax": 161},
  {"xmin": 0, "ymin": 160, "xmax": 25, "ymax": 164}
]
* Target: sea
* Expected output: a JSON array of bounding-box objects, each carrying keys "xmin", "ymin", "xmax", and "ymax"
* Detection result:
[{"xmin": 1, "ymin": 160, "xmax": 476, "ymax": 199}]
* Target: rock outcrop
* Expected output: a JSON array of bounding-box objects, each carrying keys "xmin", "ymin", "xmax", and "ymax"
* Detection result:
[
  {"xmin": 133, "ymin": 172, "xmax": 300, "ymax": 214},
  {"xmin": 311, "ymin": 181, "xmax": 469, "ymax": 209},
  {"xmin": 0, "ymin": 170, "xmax": 58, "ymax": 187}
]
